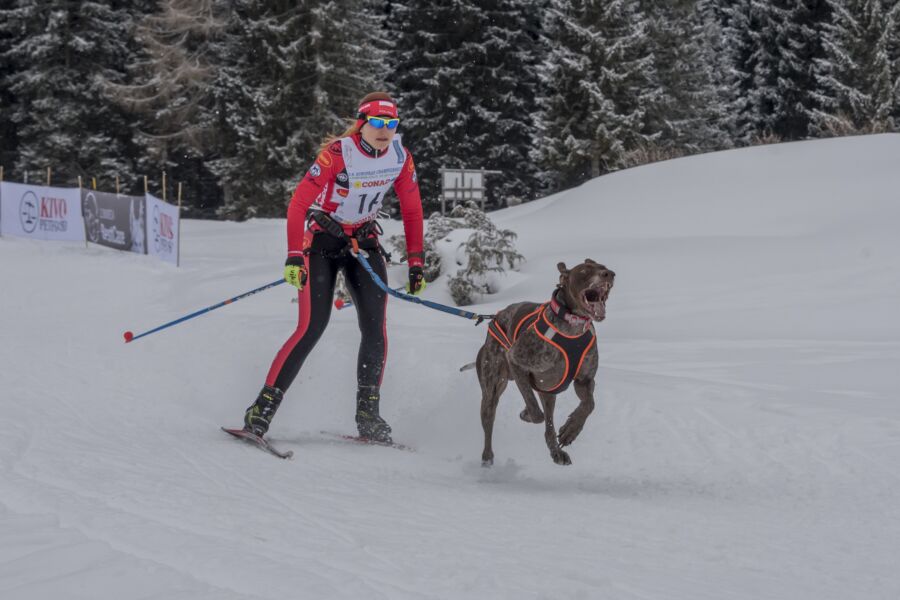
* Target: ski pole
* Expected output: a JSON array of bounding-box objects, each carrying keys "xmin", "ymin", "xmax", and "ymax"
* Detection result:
[{"xmin": 124, "ymin": 279, "xmax": 285, "ymax": 343}]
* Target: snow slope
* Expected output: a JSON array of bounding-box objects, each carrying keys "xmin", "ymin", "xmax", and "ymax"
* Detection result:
[{"xmin": 1, "ymin": 134, "xmax": 899, "ymax": 599}]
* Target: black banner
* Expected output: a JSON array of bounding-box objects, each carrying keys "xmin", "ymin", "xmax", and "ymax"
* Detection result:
[{"xmin": 81, "ymin": 190, "xmax": 146, "ymax": 254}]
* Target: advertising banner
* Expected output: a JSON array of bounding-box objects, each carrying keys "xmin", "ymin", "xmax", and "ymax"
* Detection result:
[
  {"xmin": 0, "ymin": 181, "xmax": 86, "ymax": 241},
  {"xmin": 146, "ymin": 193, "xmax": 179, "ymax": 265},
  {"xmin": 81, "ymin": 189, "xmax": 146, "ymax": 254}
]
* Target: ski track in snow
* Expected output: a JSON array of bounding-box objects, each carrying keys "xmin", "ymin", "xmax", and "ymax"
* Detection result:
[{"xmin": 2, "ymin": 135, "xmax": 900, "ymax": 599}]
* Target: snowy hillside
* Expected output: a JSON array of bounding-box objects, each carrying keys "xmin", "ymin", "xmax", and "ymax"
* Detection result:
[{"xmin": 2, "ymin": 134, "xmax": 899, "ymax": 599}]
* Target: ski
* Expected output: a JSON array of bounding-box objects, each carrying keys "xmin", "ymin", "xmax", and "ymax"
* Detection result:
[
  {"xmin": 221, "ymin": 427, "xmax": 294, "ymax": 459},
  {"xmin": 319, "ymin": 430, "xmax": 414, "ymax": 452}
]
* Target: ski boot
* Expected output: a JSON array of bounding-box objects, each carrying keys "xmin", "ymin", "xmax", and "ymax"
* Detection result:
[
  {"xmin": 355, "ymin": 386, "xmax": 392, "ymax": 443},
  {"xmin": 244, "ymin": 385, "xmax": 284, "ymax": 437}
]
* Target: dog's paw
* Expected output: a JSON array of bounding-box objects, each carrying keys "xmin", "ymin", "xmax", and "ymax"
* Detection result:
[
  {"xmin": 558, "ymin": 418, "xmax": 584, "ymax": 447},
  {"xmin": 519, "ymin": 409, "xmax": 545, "ymax": 424},
  {"xmin": 551, "ymin": 448, "xmax": 572, "ymax": 466}
]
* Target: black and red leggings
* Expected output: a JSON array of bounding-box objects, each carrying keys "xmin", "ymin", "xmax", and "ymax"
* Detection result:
[{"xmin": 265, "ymin": 230, "xmax": 388, "ymax": 392}]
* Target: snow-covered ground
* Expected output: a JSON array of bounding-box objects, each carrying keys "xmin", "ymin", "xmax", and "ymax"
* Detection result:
[{"xmin": 2, "ymin": 134, "xmax": 899, "ymax": 599}]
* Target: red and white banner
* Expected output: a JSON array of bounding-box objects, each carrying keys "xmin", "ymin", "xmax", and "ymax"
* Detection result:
[
  {"xmin": 146, "ymin": 193, "xmax": 180, "ymax": 265},
  {"xmin": 0, "ymin": 182, "xmax": 85, "ymax": 242}
]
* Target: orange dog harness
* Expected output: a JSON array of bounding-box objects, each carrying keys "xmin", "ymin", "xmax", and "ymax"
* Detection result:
[{"xmin": 488, "ymin": 295, "xmax": 595, "ymax": 394}]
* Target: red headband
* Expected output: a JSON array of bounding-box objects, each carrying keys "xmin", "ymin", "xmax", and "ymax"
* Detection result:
[{"xmin": 357, "ymin": 99, "xmax": 399, "ymax": 119}]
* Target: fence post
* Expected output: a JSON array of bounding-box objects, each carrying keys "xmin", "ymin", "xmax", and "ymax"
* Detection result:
[
  {"xmin": 439, "ymin": 168, "xmax": 445, "ymax": 215},
  {"xmin": 46, "ymin": 167, "xmax": 51, "ymax": 186},
  {"xmin": 162, "ymin": 170, "xmax": 167, "ymax": 201},
  {"xmin": 79, "ymin": 176, "xmax": 87, "ymax": 249},
  {"xmin": 177, "ymin": 182, "xmax": 182, "ymax": 267}
]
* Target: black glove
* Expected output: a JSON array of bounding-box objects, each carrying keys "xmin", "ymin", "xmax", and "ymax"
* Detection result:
[{"xmin": 407, "ymin": 266, "xmax": 425, "ymax": 295}]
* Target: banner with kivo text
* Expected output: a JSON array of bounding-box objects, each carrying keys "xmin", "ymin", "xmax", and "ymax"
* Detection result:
[
  {"xmin": 0, "ymin": 182, "xmax": 86, "ymax": 241},
  {"xmin": 146, "ymin": 193, "xmax": 179, "ymax": 265}
]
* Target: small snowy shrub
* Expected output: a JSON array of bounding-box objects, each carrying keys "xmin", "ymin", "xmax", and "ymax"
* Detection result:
[{"xmin": 389, "ymin": 202, "xmax": 523, "ymax": 305}]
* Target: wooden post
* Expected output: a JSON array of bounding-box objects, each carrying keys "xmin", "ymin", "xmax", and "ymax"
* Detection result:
[
  {"xmin": 46, "ymin": 167, "xmax": 51, "ymax": 186},
  {"xmin": 115, "ymin": 175, "xmax": 120, "ymax": 195},
  {"xmin": 162, "ymin": 170, "xmax": 167, "ymax": 201},
  {"xmin": 439, "ymin": 168, "xmax": 445, "ymax": 215},
  {"xmin": 79, "ymin": 176, "xmax": 87, "ymax": 249},
  {"xmin": 0, "ymin": 165, "xmax": 4, "ymax": 182},
  {"xmin": 24, "ymin": 171, "xmax": 28, "ymax": 184},
  {"xmin": 91, "ymin": 177, "xmax": 97, "ymax": 190},
  {"xmin": 176, "ymin": 182, "xmax": 183, "ymax": 267},
  {"xmin": 479, "ymin": 168, "xmax": 485, "ymax": 212},
  {"xmin": 143, "ymin": 175, "xmax": 148, "ymax": 194}
]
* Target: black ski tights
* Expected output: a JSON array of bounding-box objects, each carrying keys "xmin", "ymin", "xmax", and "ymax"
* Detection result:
[{"xmin": 265, "ymin": 232, "xmax": 388, "ymax": 392}]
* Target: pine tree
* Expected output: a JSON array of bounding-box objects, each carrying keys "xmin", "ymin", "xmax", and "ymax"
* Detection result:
[
  {"xmin": 748, "ymin": 0, "xmax": 832, "ymax": 140},
  {"xmin": 707, "ymin": 0, "xmax": 763, "ymax": 144},
  {"xmin": 0, "ymin": 1, "xmax": 142, "ymax": 189},
  {"xmin": 388, "ymin": 0, "xmax": 543, "ymax": 213},
  {"xmin": 209, "ymin": 0, "xmax": 382, "ymax": 219},
  {"xmin": 892, "ymin": 1, "xmax": 900, "ymax": 127},
  {"xmin": 639, "ymin": 0, "xmax": 730, "ymax": 154},
  {"xmin": 813, "ymin": 0, "xmax": 899, "ymax": 134},
  {"xmin": 0, "ymin": 8, "xmax": 19, "ymax": 171},
  {"xmin": 695, "ymin": 0, "xmax": 738, "ymax": 150},
  {"xmin": 105, "ymin": 0, "xmax": 225, "ymax": 207},
  {"xmin": 537, "ymin": 0, "xmax": 657, "ymax": 191}
]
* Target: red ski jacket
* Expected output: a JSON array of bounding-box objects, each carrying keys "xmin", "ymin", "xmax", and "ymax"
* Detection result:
[{"xmin": 286, "ymin": 134, "xmax": 424, "ymax": 267}]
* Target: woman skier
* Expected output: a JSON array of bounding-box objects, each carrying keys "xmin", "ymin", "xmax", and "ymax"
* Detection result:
[{"xmin": 242, "ymin": 91, "xmax": 426, "ymax": 444}]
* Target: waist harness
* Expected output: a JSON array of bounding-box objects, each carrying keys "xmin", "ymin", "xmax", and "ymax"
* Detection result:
[
  {"xmin": 305, "ymin": 211, "xmax": 391, "ymax": 261},
  {"xmin": 488, "ymin": 294, "xmax": 595, "ymax": 394}
]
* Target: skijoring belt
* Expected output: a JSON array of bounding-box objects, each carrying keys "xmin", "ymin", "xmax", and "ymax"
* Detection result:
[{"xmin": 305, "ymin": 210, "xmax": 390, "ymax": 261}]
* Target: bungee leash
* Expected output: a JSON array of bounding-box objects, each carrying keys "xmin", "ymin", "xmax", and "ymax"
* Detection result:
[
  {"xmin": 350, "ymin": 241, "xmax": 493, "ymax": 325},
  {"xmin": 307, "ymin": 210, "xmax": 494, "ymax": 324}
]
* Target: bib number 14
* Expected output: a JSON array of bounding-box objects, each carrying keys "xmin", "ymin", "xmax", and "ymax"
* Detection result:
[{"xmin": 357, "ymin": 192, "xmax": 382, "ymax": 214}]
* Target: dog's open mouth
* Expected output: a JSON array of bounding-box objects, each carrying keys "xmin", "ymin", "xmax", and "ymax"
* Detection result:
[{"xmin": 582, "ymin": 287, "xmax": 609, "ymax": 321}]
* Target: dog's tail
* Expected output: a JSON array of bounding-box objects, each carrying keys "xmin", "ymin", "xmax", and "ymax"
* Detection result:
[{"xmin": 459, "ymin": 362, "xmax": 476, "ymax": 372}]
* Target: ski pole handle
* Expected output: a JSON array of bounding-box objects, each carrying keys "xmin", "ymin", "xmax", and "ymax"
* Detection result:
[{"xmin": 124, "ymin": 279, "xmax": 285, "ymax": 343}]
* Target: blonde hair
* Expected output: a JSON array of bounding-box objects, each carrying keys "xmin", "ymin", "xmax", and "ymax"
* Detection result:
[
  {"xmin": 318, "ymin": 119, "xmax": 361, "ymax": 155},
  {"xmin": 317, "ymin": 91, "xmax": 397, "ymax": 154}
]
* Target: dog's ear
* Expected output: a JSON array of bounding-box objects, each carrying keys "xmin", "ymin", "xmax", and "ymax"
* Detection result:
[
  {"xmin": 557, "ymin": 262, "xmax": 569, "ymax": 287},
  {"xmin": 585, "ymin": 258, "xmax": 597, "ymax": 265}
]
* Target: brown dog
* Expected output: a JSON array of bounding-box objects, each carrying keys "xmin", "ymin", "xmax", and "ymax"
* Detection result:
[{"xmin": 476, "ymin": 259, "xmax": 614, "ymax": 466}]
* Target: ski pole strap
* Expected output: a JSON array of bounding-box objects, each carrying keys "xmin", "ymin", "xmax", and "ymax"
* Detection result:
[{"xmin": 352, "ymin": 250, "xmax": 494, "ymax": 325}]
